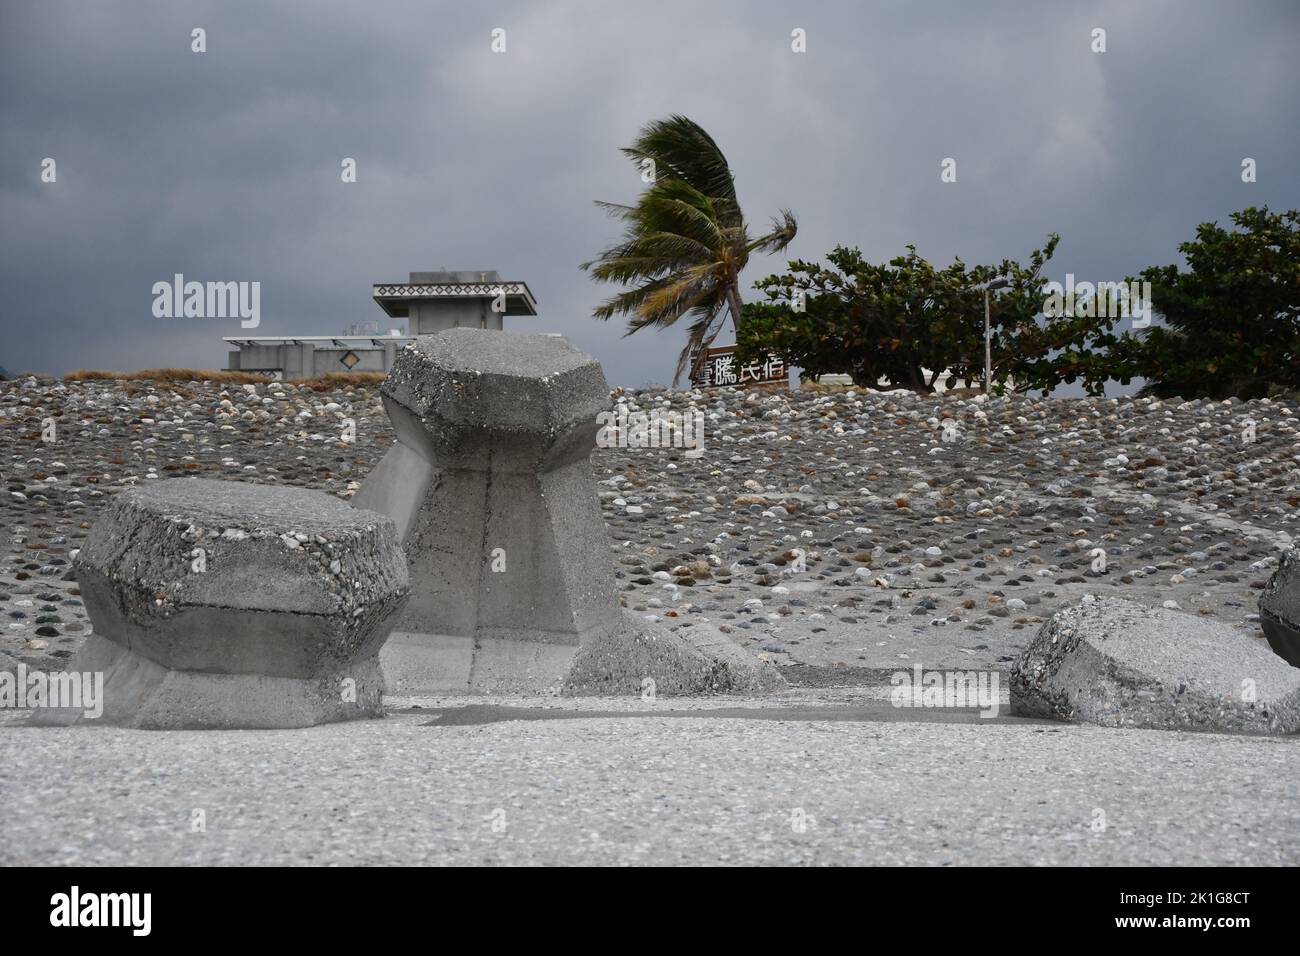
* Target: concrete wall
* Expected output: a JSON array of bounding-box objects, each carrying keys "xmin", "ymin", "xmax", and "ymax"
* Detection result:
[
  {"xmin": 311, "ymin": 347, "xmax": 388, "ymax": 374},
  {"xmin": 410, "ymin": 299, "xmax": 503, "ymax": 333},
  {"xmin": 228, "ymin": 343, "xmax": 297, "ymax": 376},
  {"xmin": 227, "ymin": 343, "xmax": 399, "ymax": 379}
]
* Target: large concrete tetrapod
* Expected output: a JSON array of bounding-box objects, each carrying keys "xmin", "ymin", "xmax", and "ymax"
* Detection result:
[{"xmin": 354, "ymin": 329, "xmax": 618, "ymax": 692}]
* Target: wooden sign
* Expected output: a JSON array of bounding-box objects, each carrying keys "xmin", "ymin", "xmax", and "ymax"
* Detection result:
[{"xmin": 690, "ymin": 346, "xmax": 788, "ymax": 388}]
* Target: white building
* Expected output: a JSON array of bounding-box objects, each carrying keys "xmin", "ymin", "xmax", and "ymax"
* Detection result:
[{"xmin": 224, "ymin": 270, "xmax": 537, "ymax": 379}]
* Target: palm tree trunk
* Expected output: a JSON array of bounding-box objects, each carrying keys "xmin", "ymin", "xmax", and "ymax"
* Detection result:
[{"xmin": 725, "ymin": 284, "xmax": 744, "ymax": 334}]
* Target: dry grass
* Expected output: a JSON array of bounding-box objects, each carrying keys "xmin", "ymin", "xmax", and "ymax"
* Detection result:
[
  {"xmin": 62, "ymin": 369, "xmax": 120, "ymax": 381},
  {"xmin": 799, "ymin": 379, "xmax": 859, "ymax": 393},
  {"xmin": 303, "ymin": 371, "xmax": 386, "ymax": 389},
  {"xmin": 65, "ymin": 367, "xmax": 272, "ymax": 384},
  {"xmin": 63, "ymin": 368, "xmax": 386, "ymax": 388},
  {"xmin": 135, "ymin": 368, "xmax": 277, "ymax": 384}
]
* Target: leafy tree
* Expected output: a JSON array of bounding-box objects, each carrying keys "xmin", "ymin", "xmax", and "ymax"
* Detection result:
[
  {"xmin": 582, "ymin": 115, "xmax": 797, "ymax": 381},
  {"xmin": 1120, "ymin": 207, "xmax": 1300, "ymax": 399},
  {"xmin": 738, "ymin": 236, "xmax": 1123, "ymax": 394}
]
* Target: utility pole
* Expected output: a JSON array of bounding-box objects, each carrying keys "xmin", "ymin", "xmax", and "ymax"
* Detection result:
[{"xmin": 981, "ymin": 278, "xmax": 1010, "ymax": 394}]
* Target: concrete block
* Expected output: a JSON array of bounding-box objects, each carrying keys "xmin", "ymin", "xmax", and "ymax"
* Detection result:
[
  {"xmin": 33, "ymin": 479, "xmax": 408, "ymax": 729},
  {"xmin": 1011, "ymin": 596, "xmax": 1300, "ymax": 734},
  {"xmin": 355, "ymin": 330, "xmax": 619, "ymax": 693},
  {"xmin": 562, "ymin": 613, "xmax": 786, "ymax": 696}
]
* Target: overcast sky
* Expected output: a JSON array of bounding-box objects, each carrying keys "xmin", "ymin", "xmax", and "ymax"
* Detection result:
[{"xmin": 1, "ymin": 0, "xmax": 1297, "ymax": 384}]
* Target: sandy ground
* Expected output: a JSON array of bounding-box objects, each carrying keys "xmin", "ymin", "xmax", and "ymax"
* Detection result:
[{"xmin": 3, "ymin": 687, "xmax": 1298, "ymax": 865}]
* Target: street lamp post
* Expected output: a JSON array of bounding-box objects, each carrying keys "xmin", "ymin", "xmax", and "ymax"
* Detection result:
[{"xmin": 981, "ymin": 277, "xmax": 1010, "ymax": 394}]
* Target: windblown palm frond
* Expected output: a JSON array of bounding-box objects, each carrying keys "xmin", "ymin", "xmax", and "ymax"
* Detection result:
[
  {"xmin": 619, "ymin": 114, "xmax": 740, "ymax": 211},
  {"xmin": 583, "ymin": 115, "xmax": 798, "ymax": 382}
]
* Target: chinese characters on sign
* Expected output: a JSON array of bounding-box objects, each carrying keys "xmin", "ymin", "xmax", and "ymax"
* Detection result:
[{"xmin": 690, "ymin": 346, "xmax": 788, "ymax": 388}]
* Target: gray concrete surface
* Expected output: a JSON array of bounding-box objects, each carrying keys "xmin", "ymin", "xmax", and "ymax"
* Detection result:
[
  {"xmin": 36, "ymin": 479, "xmax": 408, "ymax": 728},
  {"xmin": 1261, "ymin": 548, "xmax": 1300, "ymax": 667},
  {"xmin": 2, "ymin": 688, "xmax": 1297, "ymax": 865},
  {"xmin": 1011, "ymin": 596, "xmax": 1300, "ymax": 734}
]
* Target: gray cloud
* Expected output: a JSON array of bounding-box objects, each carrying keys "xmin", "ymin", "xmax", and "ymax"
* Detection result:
[{"xmin": 1, "ymin": 0, "xmax": 1297, "ymax": 383}]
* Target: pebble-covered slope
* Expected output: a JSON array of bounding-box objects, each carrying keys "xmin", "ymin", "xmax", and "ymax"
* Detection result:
[{"xmin": 3, "ymin": 375, "xmax": 1298, "ymax": 680}]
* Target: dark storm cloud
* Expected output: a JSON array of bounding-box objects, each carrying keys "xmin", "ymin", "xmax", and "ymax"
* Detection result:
[{"xmin": 1, "ymin": 0, "xmax": 1297, "ymax": 383}]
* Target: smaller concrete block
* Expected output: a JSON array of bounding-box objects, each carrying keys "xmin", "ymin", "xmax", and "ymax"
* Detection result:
[
  {"xmin": 1260, "ymin": 549, "xmax": 1300, "ymax": 668},
  {"xmin": 562, "ymin": 613, "xmax": 786, "ymax": 696},
  {"xmin": 1011, "ymin": 596, "xmax": 1300, "ymax": 734},
  {"xmin": 36, "ymin": 478, "xmax": 408, "ymax": 729}
]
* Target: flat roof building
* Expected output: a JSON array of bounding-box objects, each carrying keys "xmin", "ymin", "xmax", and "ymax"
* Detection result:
[
  {"xmin": 225, "ymin": 269, "xmax": 537, "ymax": 379},
  {"xmin": 374, "ymin": 270, "xmax": 537, "ymax": 334}
]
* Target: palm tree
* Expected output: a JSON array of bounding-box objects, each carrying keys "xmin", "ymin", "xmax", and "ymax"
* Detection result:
[{"xmin": 582, "ymin": 115, "xmax": 797, "ymax": 382}]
